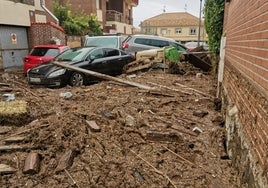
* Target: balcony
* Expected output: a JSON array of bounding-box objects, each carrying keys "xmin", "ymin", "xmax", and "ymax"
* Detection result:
[{"xmin": 106, "ymin": 10, "xmax": 122, "ymax": 22}]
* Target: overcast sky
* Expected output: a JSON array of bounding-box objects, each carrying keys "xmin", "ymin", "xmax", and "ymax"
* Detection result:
[{"xmin": 133, "ymin": 0, "xmax": 204, "ymax": 28}]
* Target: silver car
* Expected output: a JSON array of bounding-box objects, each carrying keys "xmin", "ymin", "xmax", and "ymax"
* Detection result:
[
  {"xmin": 84, "ymin": 35, "xmax": 125, "ymax": 49},
  {"xmin": 122, "ymin": 34, "xmax": 188, "ymax": 56}
]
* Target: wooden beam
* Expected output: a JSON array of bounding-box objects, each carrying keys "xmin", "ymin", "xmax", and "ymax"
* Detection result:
[{"xmin": 52, "ymin": 61, "xmax": 153, "ymax": 90}]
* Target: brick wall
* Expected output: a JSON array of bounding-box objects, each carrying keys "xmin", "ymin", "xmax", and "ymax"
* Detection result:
[
  {"xmin": 28, "ymin": 22, "xmax": 66, "ymax": 49},
  {"xmin": 222, "ymin": 0, "xmax": 268, "ymax": 187}
]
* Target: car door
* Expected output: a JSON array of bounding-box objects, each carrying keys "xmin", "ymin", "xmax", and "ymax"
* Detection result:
[
  {"xmin": 84, "ymin": 48, "xmax": 108, "ymax": 73},
  {"xmin": 75, "ymin": 48, "xmax": 107, "ymax": 82},
  {"xmin": 102, "ymin": 48, "xmax": 124, "ymax": 75}
]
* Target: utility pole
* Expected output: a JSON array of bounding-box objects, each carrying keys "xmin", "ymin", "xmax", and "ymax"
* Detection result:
[{"xmin": 198, "ymin": 0, "xmax": 202, "ymax": 47}]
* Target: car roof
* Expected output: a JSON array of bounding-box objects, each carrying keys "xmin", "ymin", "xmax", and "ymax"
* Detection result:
[
  {"xmin": 71, "ymin": 46, "xmax": 121, "ymax": 50},
  {"xmin": 85, "ymin": 35, "xmax": 122, "ymax": 38},
  {"xmin": 125, "ymin": 34, "xmax": 177, "ymax": 42},
  {"xmin": 34, "ymin": 44, "xmax": 69, "ymax": 49}
]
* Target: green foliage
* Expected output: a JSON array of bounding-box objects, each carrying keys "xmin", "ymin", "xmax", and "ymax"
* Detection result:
[
  {"xmin": 53, "ymin": 0, "xmax": 102, "ymax": 35},
  {"xmin": 204, "ymin": 0, "xmax": 225, "ymax": 54}
]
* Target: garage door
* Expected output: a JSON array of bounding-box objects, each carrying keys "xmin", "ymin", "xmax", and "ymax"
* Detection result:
[{"xmin": 0, "ymin": 26, "xmax": 29, "ymax": 70}]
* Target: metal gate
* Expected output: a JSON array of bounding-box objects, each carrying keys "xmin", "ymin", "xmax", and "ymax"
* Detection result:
[{"xmin": 0, "ymin": 26, "xmax": 29, "ymax": 70}]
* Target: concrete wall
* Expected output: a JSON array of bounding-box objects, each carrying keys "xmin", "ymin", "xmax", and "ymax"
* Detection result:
[{"xmin": 221, "ymin": 0, "xmax": 268, "ymax": 187}]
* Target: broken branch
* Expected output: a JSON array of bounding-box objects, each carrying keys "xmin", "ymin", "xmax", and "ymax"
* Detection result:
[{"xmin": 129, "ymin": 148, "xmax": 177, "ymax": 188}]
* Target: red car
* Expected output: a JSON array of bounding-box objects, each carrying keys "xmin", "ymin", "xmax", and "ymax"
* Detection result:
[{"xmin": 23, "ymin": 44, "xmax": 69, "ymax": 73}]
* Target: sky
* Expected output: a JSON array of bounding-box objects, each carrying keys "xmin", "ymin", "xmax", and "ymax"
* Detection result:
[{"xmin": 133, "ymin": 0, "xmax": 204, "ymax": 28}]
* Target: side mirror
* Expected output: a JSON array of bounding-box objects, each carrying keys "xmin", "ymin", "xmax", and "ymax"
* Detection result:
[{"xmin": 86, "ymin": 55, "xmax": 95, "ymax": 61}]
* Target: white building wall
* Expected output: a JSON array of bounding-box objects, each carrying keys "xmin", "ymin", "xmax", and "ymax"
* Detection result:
[{"xmin": 0, "ymin": 0, "xmax": 35, "ymax": 26}]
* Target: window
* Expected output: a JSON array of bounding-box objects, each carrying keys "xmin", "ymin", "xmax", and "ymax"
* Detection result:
[
  {"xmin": 161, "ymin": 28, "xmax": 167, "ymax": 35},
  {"xmin": 9, "ymin": 0, "xmax": 34, "ymax": 5},
  {"xmin": 135, "ymin": 38, "xmax": 151, "ymax": 46},
  {"xmin": 151, "ymin": 39, "xmax": 169, "ymax": 47},
  {"xmin": 189, "ymin": 28, "xmax": 197, "ymax": 35},
  {"xmin": 175, "ymin": 28, "xmax": 182, "ymax": 35},
  {"xmin": 90, "ymin": 49, "xmax": 104, "ymax": 59},
  {"xmin": 30, "ymin": 48, "xmax": 59, "ymax": 57},
  {"xmin": 104, "ymin": 49, "xmax": 119, "ymax": 57}
]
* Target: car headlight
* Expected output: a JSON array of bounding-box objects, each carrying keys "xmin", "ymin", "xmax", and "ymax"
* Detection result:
[{"xmin": 47, "ymin": 69, "xmax": 66, "ymax": 78}]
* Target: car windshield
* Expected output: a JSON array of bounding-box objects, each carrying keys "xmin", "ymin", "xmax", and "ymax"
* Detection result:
[
  {"xmin": 85, "ymin": 37, "xmax": 118, "ymax": 48},
  {"xmin": 55, "ymin": 48, "xmax": 92, "ymax": 62},
  {"xmin": 30, "ymin": 48, "xmax": 59, "ymax": 56}
]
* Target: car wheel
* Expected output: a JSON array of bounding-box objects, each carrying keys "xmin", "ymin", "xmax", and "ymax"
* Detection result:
[{"xmin": 69, "ymin": 72, "xmax": 84, "ymax": 86}]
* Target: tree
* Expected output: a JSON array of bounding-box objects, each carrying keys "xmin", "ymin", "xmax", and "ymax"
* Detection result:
[
  {"xmin": 53, "ymin": 0, "xmax": 102, "ymax": 35},
  {"xmin": 204, "ymin": 0, "xmax": 225, "ymax": 54}
]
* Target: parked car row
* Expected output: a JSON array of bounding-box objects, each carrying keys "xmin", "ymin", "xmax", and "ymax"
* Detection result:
[
  {"xmin": 25, "ymin": 34, "xmax": 205, "ymax": 88},
  {"xmin": 84, "ymin": 34, "xmax": 189, "ymax": 56},
  {"xmin": 27, "ymin": 46, "xmax": 135, "ymax": 88}
]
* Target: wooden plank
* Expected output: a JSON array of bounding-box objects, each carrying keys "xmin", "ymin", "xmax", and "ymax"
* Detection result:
[
  {"xmin": 56, "ymin": 149, "xmax": 76, "ymax": 172},
  {"xmin": 3, "ymin": 136, "xmax": 26, "ymax": 144},
  {"xmin": 23, "ymin": 153, "xmax": 41, "ymax": 174},
  {"xmin": 145, "ymin": 131, "xmax": 182, "ymax": 142},
  {"xmin": 0, "ymin": 145, "xmax": 23, "ymax": 152},
  {"xmin": 0, "ymin": 164, "xmax": 16, "ymax": 175},
  {"xmin": 52, "ymin": 61, "xmax": 153, "ymax": 90}
]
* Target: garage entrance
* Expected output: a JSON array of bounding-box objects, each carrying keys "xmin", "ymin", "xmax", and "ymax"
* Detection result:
[{"xmin": 0, "ymin": 25, "xmax": 29, "ymax": 70}]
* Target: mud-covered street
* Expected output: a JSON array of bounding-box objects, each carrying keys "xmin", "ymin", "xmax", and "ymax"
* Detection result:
[{"xmin": 0, "ymin": 62, "xmax": 240, "ymax": 187}]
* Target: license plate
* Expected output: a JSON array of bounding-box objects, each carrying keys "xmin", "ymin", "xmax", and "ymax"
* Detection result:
[{"xmin": 29, "ymin": 77, "xmax": 41, "ymax": 83}]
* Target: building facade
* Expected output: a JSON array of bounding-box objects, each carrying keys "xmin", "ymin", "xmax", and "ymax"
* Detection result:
[
  {"xmin": 45, "ymin": 0, "xmax": 138, "ymax": 35},
  {"xmin": 139, "ymin": 12, "xmax": 207, "ymax": 43},
  {"xmin": 0, "ymin": 0, "xmax": 138, "ymax": 70},
  {"xmin": 219, "ymin": 0, "xmax": 268, "ymax": 187},
  {"xmin": 0, "ymin": 0, "xmax": 65, "ymax": 70}
]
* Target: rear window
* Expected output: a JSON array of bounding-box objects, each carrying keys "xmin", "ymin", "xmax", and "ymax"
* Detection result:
[
  {"xmin": 134, "ymin": 38, "xmax": 151, "ymax": 46},
  {"xmin": 30, "ymin": 48, "xmax": 59, "ymax": 57},
  {"xmin": 151, "ymin": 39, "xmax": 169, "ymax": 47},
  {"xmin": 85, "ymin": 37, "xmax": 119, "ymax": 48}
]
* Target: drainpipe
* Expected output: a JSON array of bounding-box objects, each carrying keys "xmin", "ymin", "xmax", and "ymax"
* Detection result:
[{"xmin": 40, "ymin": 0, "xmax": 59, "ymax": 25}]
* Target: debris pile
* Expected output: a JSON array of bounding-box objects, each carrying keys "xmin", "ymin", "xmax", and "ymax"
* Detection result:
[{"xmin": 0, "ymin": 62, "xmax": 240, "ymax": 187}]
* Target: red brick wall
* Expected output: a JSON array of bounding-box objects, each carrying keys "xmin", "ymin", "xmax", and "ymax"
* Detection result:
[
  {"xmin": 224, "ymin": 0, "xmax": 268, "ymax": 94},
  {"xmin": 222, "ymin": 0, "xmax": 268, "ymax": 187},
  {"xmin": 28, "ymin": 22, "xmax": 66, "ymax": 49}
]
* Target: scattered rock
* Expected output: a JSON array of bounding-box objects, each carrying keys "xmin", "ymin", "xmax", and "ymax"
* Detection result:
[
  {"xmin": 86, "ymin": 120, "xmax": 101, "ymax": 132},
  {"xmin": 125, "ymin": 115, "xmax": 136, "ymax": 127},
  {"xmin": 212, "ymin": 116, "xmax": 225, "ymax": 126},
  {"xmin": 192, "ymin": 127, "xmax": 203, "ymax": 134},
  {"xmin": 59, "ymin": 91, "xmax": 72, "ymax": 99},
  {"xmin": 100, "ymin": 110, "xmax": 116, "ymax": 120},
  {"xmin": 193, "ymin": 110, "xmax": 208, "ymax": 118}
]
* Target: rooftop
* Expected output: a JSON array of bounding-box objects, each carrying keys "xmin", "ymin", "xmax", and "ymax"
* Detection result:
[{"xmin": 141, "ymin": 12, "xmax": 200, "ymax": 27}]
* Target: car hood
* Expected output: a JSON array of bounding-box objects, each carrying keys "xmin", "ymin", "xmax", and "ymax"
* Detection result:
[{"xmin": 29, "ymin": 61, "xmax": 77, "ymax": 75}]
